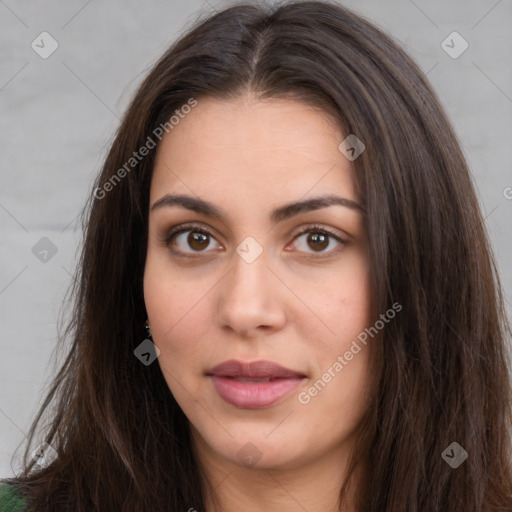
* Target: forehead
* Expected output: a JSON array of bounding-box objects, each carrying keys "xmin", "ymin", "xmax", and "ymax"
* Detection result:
[{"xmin": 150, "ymin": 95, "xmax": 358, "ymax": 206}]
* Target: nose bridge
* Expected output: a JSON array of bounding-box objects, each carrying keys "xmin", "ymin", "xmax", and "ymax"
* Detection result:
[
  {"xmin": 227, "ymin": 247, "xmax": 271, "ymax": 305},
  {"xmin": 228, "ymin": 233, "xmax": 270, "ymax": 294},
  {"xmin": 215, "ymin": 244, "xmax": 286, "ymax": 334}
]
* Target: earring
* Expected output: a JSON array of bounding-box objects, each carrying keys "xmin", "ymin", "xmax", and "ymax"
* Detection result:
[{"xmin": 145, "ymin": 319, "xmax": 152, "ymax": 339}]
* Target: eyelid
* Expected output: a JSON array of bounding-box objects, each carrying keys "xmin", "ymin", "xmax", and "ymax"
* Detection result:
[{"xmin": 291, "ymin": 224, "xmax": 346, "ymax": 242}]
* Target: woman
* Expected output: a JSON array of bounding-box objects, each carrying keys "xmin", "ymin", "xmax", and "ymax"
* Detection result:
[{"xmin": 1, "ymin": 1, "xmax": 511, "ymax": 510}]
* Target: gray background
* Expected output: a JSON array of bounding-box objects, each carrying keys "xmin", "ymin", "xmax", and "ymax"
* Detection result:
[{"xmin": 1, "ymin": 0, "xmax": 511, "ymax": 477}]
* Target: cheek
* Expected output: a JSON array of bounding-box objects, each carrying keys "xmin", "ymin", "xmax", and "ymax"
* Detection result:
[
  {"xmin": 143, "ymin": 248, "xmax": 210, "ymax": 335},
  {"xmin": 143, "ymin": 254, "xmax": 217, "ymax": 383},
  {"xmin": 332, "ymin": 275, "xmax": 373, "ymax": 345},
  {"xmin": 299, "ymin": 282, "xmax": 375, "ymax": 436},
  {"xmin": 302, "ymin": 252, "xmax": 375, "ymax": 408},
  {"xmin": 314, "ymin": 250, "xmax": 374, "ymax": 348}
]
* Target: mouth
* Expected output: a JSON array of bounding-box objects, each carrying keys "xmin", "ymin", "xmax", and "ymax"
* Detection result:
[{"xmin": 206, "ymin": 359, "xmax": 307, "ymax": 409}]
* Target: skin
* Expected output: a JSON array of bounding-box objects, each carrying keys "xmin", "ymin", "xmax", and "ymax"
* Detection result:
[{"xmin": 143, "ymin": 93, "xmax": 375, "ymax": 512}]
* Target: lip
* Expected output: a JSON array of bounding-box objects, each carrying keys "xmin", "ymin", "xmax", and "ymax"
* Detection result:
[{"xmin": 207, "ymin": 359, "xmax": 306, "ymax": 409}]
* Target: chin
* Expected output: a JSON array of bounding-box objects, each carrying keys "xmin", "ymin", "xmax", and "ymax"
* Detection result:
[{"xmin": 204, "ymin": 430, "xmax": 309, "ymax": 470}]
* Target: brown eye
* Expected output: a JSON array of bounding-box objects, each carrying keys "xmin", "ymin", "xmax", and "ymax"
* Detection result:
[
  {"xmin": 187, "ymin": 231, "xmax": 210, "ymax": 251},
  {"xmin": 291, "ymin": 227, "xmax": 345, "ymax": 255},
  {"xmin": 164, "ymin": 225, "xmax": 222, "ymax": 255},
  {"xmin": 306, "ymin": 232, "xmax": 330, "ymax": 252}
]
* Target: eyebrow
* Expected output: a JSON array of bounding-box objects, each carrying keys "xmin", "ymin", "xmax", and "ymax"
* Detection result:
[{"xmin": 151, "ymin": 193, "xmax": 364, "ymax": 223}]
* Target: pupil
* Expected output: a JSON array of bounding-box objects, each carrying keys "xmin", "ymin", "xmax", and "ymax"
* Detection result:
[
  {"xmin": 308, "ymin": 233, "xmax": 328, "ymax": 251},
  {"xmin": 188, "ymin": 232, "xmax": 209, "ymax": 251}
]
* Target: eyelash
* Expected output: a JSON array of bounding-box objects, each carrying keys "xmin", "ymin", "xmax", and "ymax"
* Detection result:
[{"xmin": 161, "ymin": 223, "xmax": 347, "ymax": 259}]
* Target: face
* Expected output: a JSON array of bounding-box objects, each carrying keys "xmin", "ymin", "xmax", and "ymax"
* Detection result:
[{"xmin": 144, "ymin": 94, "xmax": 375, "ymax": 472}]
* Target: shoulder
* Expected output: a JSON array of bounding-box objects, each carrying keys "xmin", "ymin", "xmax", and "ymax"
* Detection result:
[{"xmin": 0, "ymin": 482, "xmax": 32, "ymax": 512}]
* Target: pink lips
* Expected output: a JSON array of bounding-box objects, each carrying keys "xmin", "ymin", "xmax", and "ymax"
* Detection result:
[{"xmin": 207, "ymin": 360, "xmax": 306, "ymax": 409}]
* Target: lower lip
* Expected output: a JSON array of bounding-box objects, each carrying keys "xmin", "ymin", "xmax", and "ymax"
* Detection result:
[{"xmin": 210, "ymin": 376, "xmax": 304, "ymax": 409}]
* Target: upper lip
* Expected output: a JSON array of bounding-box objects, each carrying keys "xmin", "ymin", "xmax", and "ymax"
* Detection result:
[{"xmin": 207, "ymin": 359, "xmax": 306, "ymax": 379}]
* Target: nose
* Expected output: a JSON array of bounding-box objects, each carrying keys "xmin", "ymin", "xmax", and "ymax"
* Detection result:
[{"xmin": 214, "ymin": 250, "xmax": 287, "ymax": 338}]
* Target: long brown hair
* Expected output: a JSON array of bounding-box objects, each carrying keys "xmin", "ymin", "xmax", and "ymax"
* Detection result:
[{"xmin": 4, "ymin": 1, "xmax": 512, "ymax": 510}]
